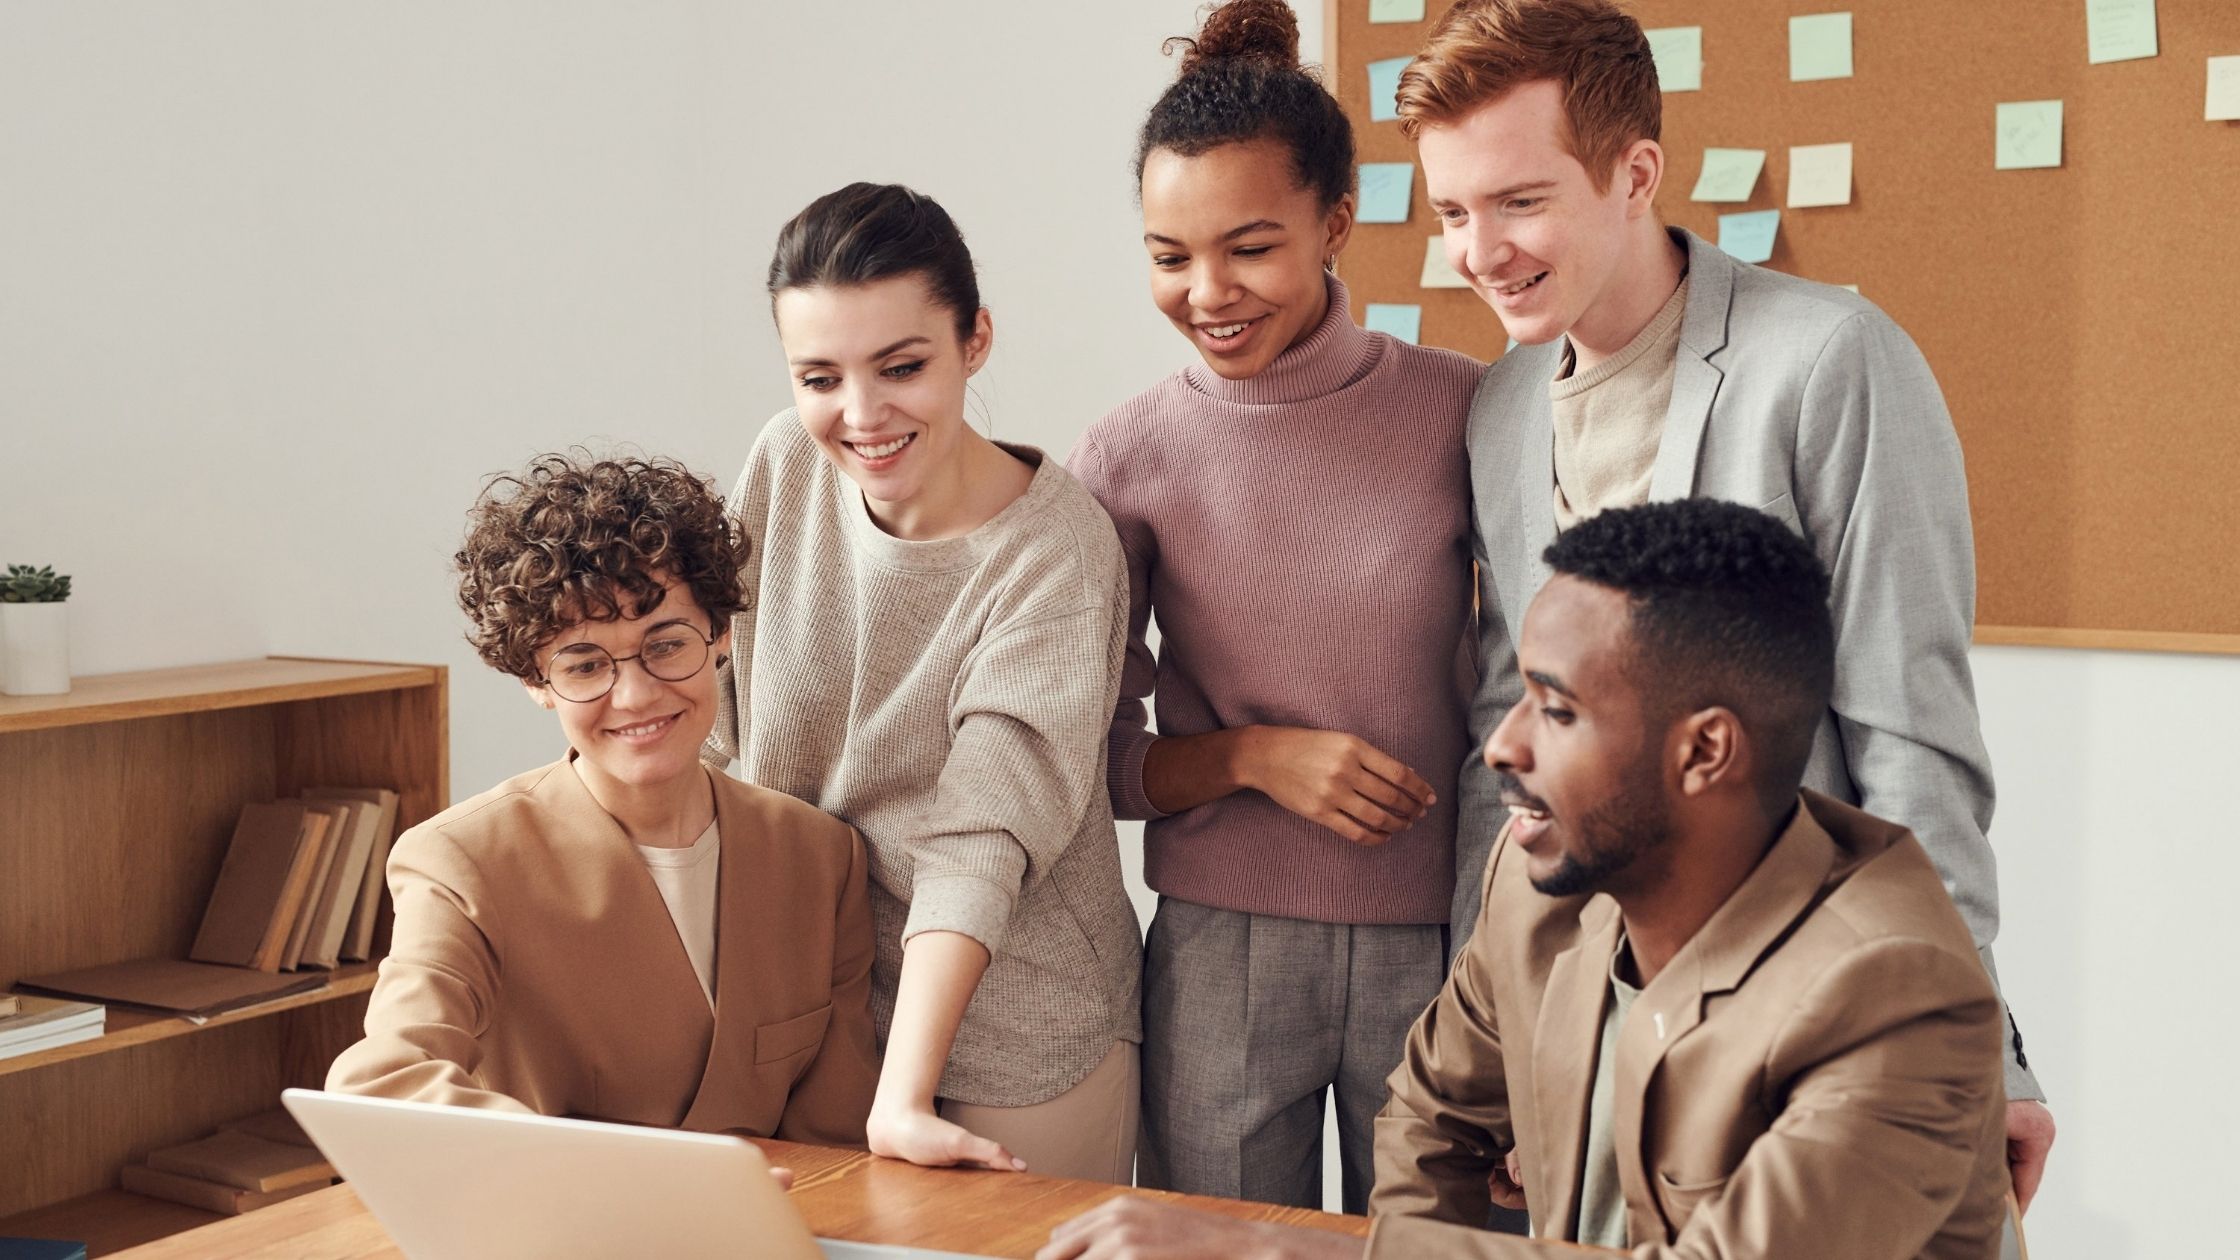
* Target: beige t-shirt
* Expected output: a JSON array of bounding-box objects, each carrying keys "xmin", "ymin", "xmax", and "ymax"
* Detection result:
[
  {"xmin": 1575, "ymin": 936, "xmax": 1643, "ymax": 1249},
  {"xmin": 635, "ymin": 818, "xmax": 720, "ymax": 1009},
  {"xmin": 1551, "ymin": 277, "xmax": 1690, "ymax": 530}
]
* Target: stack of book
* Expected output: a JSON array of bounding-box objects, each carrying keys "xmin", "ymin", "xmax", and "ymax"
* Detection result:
[
  {"xmin": 15, "ymin": 788, "xmax": 400, "ymax": 1020},
  {"xmin": 0, "ymin": 993, "xmax": 106, "ymax": 1063},
  {"xmin": 122, "ymin": 1108, "xmax": 338, "ymax": 1215}
]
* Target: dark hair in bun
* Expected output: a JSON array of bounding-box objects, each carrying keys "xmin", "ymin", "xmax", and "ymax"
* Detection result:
[{"xmin": 1135, "ymin": 0, "xmax": 1356, "ymax": 211}]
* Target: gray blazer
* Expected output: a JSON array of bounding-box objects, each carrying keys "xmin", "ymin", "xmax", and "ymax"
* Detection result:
[{"xmin": 1456, "ymin": 227, "xmax": 2040, "ymax": 1102}]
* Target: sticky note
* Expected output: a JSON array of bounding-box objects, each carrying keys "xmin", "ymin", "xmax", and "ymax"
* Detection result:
[
  {"xmin": 1369, "ymin": 57, "xmax": 1410, "ymax": 122},
  {"xmin": 1786, "ymin": 142, "xmax": 1853, "ymax": 208},
  {"xmin": 1717, "ymin": 210, "xmax": 1781, "ymax": 264},
  {"xmin": 1790, "ymin": 13, "xmax": 1854, "ymax": 82},
  {"xmin": 2208, "ymin": 56, "xmax": 2240, "ymax": 121},
  {"xmin": 1837, "ymin": 284, "xmax": 1861, "ymax": 294},
  {"xmin": 1369, "ymin": 0, "xmax": 1426, "ymax": 22},
  {"xmin": 2086, "ymin": 0, "xmax": 2157, "ymax": 65},
  {"xmin": 1646, "ymin": 27, "xmax": 1703, "ymax": 93},
  {"xmin": 1691, "ymin": 148, "xmax": 1766, "ymax": 203},
  {"xmin": 1420, "ymin": 236, "xmax": 1470, "ymax": 289},
  {"xmin": 1364, "ymin": 303, "xmax": 1423, "ymax": 344},
  {"xmin": 1995, "ymin": 100, "xmax": 2064, "ymax": 170},
  {"xmin": 1357, "ymin": 163, "xmax": 1415, "ymax": 224}
]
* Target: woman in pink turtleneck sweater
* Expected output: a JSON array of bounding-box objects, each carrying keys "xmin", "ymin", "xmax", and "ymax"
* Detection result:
[{"xmin": 1065, "ymin": 0, "xmax": 1481, "ymax": 1216}]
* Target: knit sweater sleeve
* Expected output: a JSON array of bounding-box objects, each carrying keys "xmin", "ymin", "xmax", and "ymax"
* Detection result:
[
  {"xmin": 900, "ymin": 602, "xmax": 1124, "ymax": 954},
  {"xmin": 1064, "ymin": 429, "xmax": 1170, "ymax": 823}
]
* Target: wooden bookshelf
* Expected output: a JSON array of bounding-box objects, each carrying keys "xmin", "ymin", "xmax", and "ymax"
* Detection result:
[{"xmin": 0, "ymin": 656, "xmax": 447, "ymax": 1245}]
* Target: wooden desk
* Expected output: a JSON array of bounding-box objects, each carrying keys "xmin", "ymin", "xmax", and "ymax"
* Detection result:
[{"xmin": 107, "ymin": 1140, "xmax": 1372, "ymax": 1259}]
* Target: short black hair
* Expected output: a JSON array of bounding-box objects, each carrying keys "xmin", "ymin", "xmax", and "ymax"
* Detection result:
[
  {"xmin": 1135, "ymin": 0, "xmax": 1356, "ymax": 212},
  {"xmin": 767, "ymin": 182, "xmax": 981, "ymax": 343},
  {"xmin": 1544, "ymin": 499, "xmax": 1836, "ymax": 816}
]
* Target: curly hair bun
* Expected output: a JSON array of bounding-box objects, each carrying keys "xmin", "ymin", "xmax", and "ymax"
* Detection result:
[{"xmin": 1173, "ymin": 0, "xmax": 1301, "ymax": 76}]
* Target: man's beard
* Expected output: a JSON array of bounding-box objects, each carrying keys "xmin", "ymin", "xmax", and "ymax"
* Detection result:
[{"xmin": 1521, "ymin": 756, "xmax": 1673, "ymax": 899}]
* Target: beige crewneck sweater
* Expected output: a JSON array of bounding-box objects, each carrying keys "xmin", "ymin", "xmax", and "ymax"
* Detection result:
[
  {"xmin": 1550, "ymin": 277, "xmax": 1690, "ymax": 529},
  {"xmin": 705, "ymin": 411, "xmax": 1141, "ymax": 1107}
]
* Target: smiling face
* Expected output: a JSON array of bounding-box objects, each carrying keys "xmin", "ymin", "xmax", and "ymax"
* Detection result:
[
  {"xmin": 527, "ymin": 573, "xmax": 729, "ymax": 795},
  {"xmin": 1417, "ymin": 80, "xmax": 1659, "ymax": 351},
  {"xmin": 774, "ymin": 275, "xmax": 992, "ymax": 513},
  {"xmin": 1483, "ymin": 574, "xmax": 1676, "ymax": 899},
  {"xmin": 1139, "ymin": 139, "xmax": 1353, "ymax": 380}
]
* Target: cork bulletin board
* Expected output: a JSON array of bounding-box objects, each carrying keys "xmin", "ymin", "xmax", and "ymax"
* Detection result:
[{"xmin": 1332, "ymin": 0, "xmax": 2240, "ymax": 652}]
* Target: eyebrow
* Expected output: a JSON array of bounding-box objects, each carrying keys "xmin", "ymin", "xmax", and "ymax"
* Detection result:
[
  {"xmin": 1143, "ymin": 219, "xmax": 1288, "ymax": 246},
  {"xmin": 1525, "ymin": 669, "xmax": 1578, "ymax": 700},
  {"xmin": 1428, "ymin": 179, "xmax": 1559, "ymax": 208},
  {"xmin": 787, "ymin": 335, "xmax": 934, "ymax": 368},
  {"xmin": 551, "ymin": 618, "xmax": 695, "ymax": 655}
]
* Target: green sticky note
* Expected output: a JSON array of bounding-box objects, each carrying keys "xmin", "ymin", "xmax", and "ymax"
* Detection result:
[
  {"xmin": 1786, "ymin": 142, "xmax": 1853, "ymax": 208},
  {"xmin": 1646, "ymin": 26, "xmax": 1703, "ymax": 93},
  {"xmin": 1718, "ymin": 210, "xmax": 1781, "ymax": 264},
  {"xmin": 1357, "ymin": 163, "xmax": 1415, "ymax": 224},
  {"xmin": 1691, "ymin": 148, "xmax": 1766, "ymax": 203},
  {"xmin": 1364, "ymin": 304, "xmax": 1423, "ymax": 344},
  {"xmin": 2086, "ymin": 0, "xmax": 2157, "ymax": 65},
  {"xmin": 1790, "ymin": 12, "xmax": 1854, "ymax": 82},
  {"xmin": 1369, "ymin": 57, "xmax": 1410, "ymax": 123},
  {"xmin": 1369, "ymin": 0, "xmax": 1426, "ymax": 23},
  {"xmin": 1995, "ymin": 100, "xmax": 2063, "ymax": 170}
]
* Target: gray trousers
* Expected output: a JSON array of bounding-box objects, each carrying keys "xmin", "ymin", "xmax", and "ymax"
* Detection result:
[{"xmin": 1137, "ymin": 898, "xmax": 1448, "ymax": 1214}]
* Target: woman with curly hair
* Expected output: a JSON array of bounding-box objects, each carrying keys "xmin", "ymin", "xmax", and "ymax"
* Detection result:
[
  {"xmin": 328, "ymin": 454, "xmax": 878, "ymax": 1153},
  {"xmin": 707, "ymin": 182, "xmax": 1140, "ymax": 1183}
]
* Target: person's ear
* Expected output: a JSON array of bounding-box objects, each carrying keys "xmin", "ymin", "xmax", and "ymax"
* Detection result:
[
  {"xmin": 524, "ymin": 676, "xmax": 558, "ymax": 711},
  {"xmin": 1674, "ymin": 706, "xmax": 1742, "ymax": 798},
  {"xmin": 711, "ymin": 621, "xmax": 732, "ymax": 672},
  {"xmin": 1322, "ymin": 192, "xmax": 1357, "ymax": 266},
  {"xmin": 1620, "ymin": 138, "xmax": 1665, "ymax": 217},
  {"xmin": 962, "ymin": 308, "xmax": 994, "ymax": 377}
]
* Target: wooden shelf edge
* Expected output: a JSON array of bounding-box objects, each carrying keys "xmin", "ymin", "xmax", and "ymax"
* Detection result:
[
  {"xmin": 0, "ymin": 1188, "xmax": 226, "ymax": 1257},
  {"xmin": 0, "ymin": 658, "xmax": 443, "ymax": 735},
  {"xmin": 0, "ymin": 965, "xmax": 377, "ymax": 1079},
  {"xmin": 1974, "ymin": 625, "xmax": 2240, "ymax": 656}
]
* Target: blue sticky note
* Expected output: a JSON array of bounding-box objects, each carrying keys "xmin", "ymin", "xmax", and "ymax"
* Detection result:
[
  {"xmin": 1357, "ymin": 163, "xmax": 1415, "ymax": 223},
  {"xmin": 1717, "ymin": 210, "xmax": 1781, "ymax": 263},
  {"xmin": 1368, "ymin": 57, "xmax": 1410, "ymax": 123},
  {"xmin": 1363, "ymin": 303, "xmax": 1422, "ymax": 344}
]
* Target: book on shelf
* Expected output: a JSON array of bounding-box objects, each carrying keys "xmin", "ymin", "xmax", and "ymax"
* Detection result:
[
  {"xmin": 17, "ymin": 958, "xmax": 324, "ymax": 1020},
  {"xmin": 308, "ymin": 785, "xmax": 401, "ymax": 962},
  {"xmin": 0, "ymin": 996, "xmax": 106, "ymax": 1062},
  {"xmin": 0, "ymin": 992, "xmax": 16, "ymax": 1018},
  {"xmin": 0, "ymin": 1240, "xmax": 89, "ymax": 1260},
  {"xmin": 145, "ymin": 1129, "xmax": 335, "ymax": 1193},
  {"xmin": 296, "ymin": 794, "xmax": 382, "ymax": 971},
  {"xmin": 120, "ymin": 1161, "xmax": 332, "ymax": 1216},
  {"xmin": 189, "ymin": 802, "xmax": 328, "ymax": 972},
  {"xmin": 222, "ymin": 1106, "xmax": 318, "ymax": 1149},
  {"xmin": 279, "ymin": 801, "xmax": 349, "ymax": 971}
]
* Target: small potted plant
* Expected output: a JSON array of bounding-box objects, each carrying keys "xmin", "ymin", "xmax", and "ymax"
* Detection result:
[{"xmin": 1, "ymin": 563, "xmax": 74, "ymax": 695}]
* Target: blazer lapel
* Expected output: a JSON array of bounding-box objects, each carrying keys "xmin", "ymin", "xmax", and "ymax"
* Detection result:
[
  {"xmin": 1648, "ymin": 229, "xmax": 1735, "ymax": 502},
  {"xmin": 1531, "ymin": 895, "xmax": 1622, "ymax": 1240},
  {"xmin": 680, "ymin": 775, "xmax": 801, "ymax": 1130},
  {"xmin": 1517, "ymin": 362, "xmax": 1562, "ymax": 603},
  {"xmin": 1612, "ymin": 801, "xmax": 1840, "ymax": 1236}
]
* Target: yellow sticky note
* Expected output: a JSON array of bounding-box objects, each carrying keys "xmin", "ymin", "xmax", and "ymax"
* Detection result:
[
  {"xmin": 1369, "ymin": 0, "xmax": 1426, "ymax": 22},
  {"xmin": 1995, "ymin": 101, "xmax": 2063, "ymax": 170},
  {"xmin": 2208, "ymin": 56, "xmax": 2240, "ymax": 121},
  {"xmin": 1420, "ymin": 236, "xmax": 1470, "ymax": 289},
  {"xmin": 2086, "ymin": 0, "xmax": 2157, "ymax": 65},
  {"xmin": 1646, "ymin": 27, "xmax": 1703, "ymax": 93},
  {"xmin": 1790, "ymin": 12, "xmax": 1853, "ymax": 82},
  {"xmin": 1787, "ymin": 143, "xmax": 1853, "ymax": 208},
  {"xmin": 1691, "ymin": 148, "xmax": 1766, "ymax": 203}
]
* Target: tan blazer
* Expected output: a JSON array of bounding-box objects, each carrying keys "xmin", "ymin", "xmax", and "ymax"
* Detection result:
[
  {"xmin": 1370, "ymin": 792, "xmax": 2009, "ymax": 1259},
  {"xmin": 327, "ymin": 757, "xmax": 878, "ymax": 1146}
]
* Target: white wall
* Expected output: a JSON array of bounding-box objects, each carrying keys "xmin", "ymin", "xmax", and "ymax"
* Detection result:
[{"xmin": 1, "ymin": 3, "xmax": 2228, "ymax": 1255}]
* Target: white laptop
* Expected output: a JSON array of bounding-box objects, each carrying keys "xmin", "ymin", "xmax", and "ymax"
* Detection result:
[{"xmin": 282, "ymin": 1089, "xmax": 995, "ymax": 1260}]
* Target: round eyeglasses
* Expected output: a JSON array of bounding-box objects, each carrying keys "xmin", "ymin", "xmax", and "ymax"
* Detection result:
[{"xmin": 537, "ymin": 622, "xmax": 717, "ymax": 703}]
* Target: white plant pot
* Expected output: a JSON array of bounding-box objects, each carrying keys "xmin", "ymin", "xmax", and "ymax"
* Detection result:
[{"xmin": 1, "ymin": 602, "xmax": 72, "ymax": 695}]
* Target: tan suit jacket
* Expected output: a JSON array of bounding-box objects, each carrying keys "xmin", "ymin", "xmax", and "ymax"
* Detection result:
[
  {"xmin": 1371, "ymin": 792, "xmax": 2008, "ymax": 1259},
  {"xmin": 327, "ymin": 757, "xmax": 878, "ymax": 1146}
]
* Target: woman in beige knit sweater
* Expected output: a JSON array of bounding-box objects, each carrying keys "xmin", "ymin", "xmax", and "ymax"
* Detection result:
[{"xmin": 702, "ymin": 182, "xmax": 1142, "ymax": 1182}]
